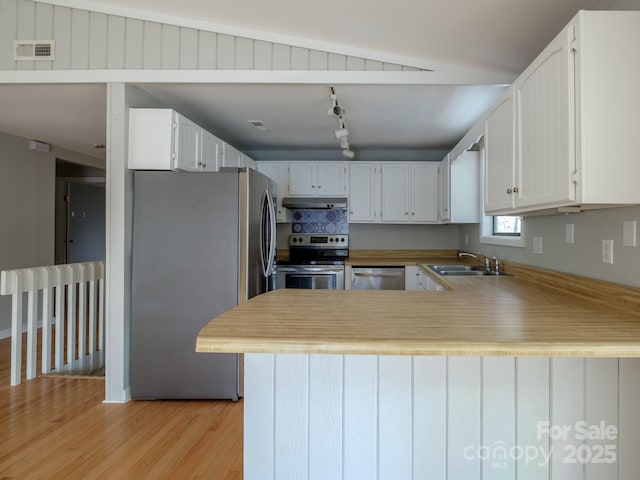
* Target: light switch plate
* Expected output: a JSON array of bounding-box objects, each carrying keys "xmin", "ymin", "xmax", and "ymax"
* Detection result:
[
  {"xmin": 623, "ymin": 220, "xmax": 637, "ymax": 247},
  {"xmin": 565, "ymin": 224, "xmax": 574, "ymax": 244},
  {"xmin": 533, "ymin": 236, "xmax": 543, "ymax": 255},
  {"xmin": 602, "ymin": 239, "xmax": 614, "ymax": 264}
]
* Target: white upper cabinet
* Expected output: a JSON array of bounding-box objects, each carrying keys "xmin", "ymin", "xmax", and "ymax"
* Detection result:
[
  {"xmin": 200, "ymin": 130, "xmax": 222, "ymax": 172},
  {"xmin": 240, "ymin": 153, "xmax": 256, "ymax": 170},
  {"xmin": 173, "ymin": 114, "xmax": 201, "ymax": 170},
  {"xmin": 257, "ymin": 161, "xmax": 289, "ymax": 223},
  {"xmin": 348, "ymin": 163, "xmax": 380, "ymax": 223},
  {"xmin": 449, "ymin": 150, "xmax": 480, "ymax": 223},
  {"xmin": 380, "ymin": 163, "xmax": 439, "ymax": 224},
  {"xmin": 221, "ymin": 142, "xmax": 242, "ymax": 168},
  {"xmin": 438, "ymin": 154, "xmax": 451, "ymax": 222},
  {"xmin": 484, "ymin": 11, "xmax": 640, "ymax": 215},
  {"xmin": 128, "ymin": 108, "xmax": 244, "ymax": 173},
  {"xmin": 380, "ymin": 163, "xmax": 410, "ymax": 222},
  {"xmin": 514, "ymin": 22, "xmax": 574, "ymax": 210},
  {"xmin": 484, "ymin": 88, "xmax": 516, "ymax": 212},
  {"xmin": 410, "ymin": 163, "xmax": 439, "ymax": 222},
  {"xmin": 288, "ymin": 162, "xmax": 347, "ymax": 197}
]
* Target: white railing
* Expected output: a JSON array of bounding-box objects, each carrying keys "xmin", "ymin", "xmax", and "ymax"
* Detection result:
[{"xmin": 0, "ymin": 261, "xmax": 105, "ymax": 386}]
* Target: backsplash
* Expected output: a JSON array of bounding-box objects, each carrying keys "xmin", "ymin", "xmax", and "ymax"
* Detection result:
[{"xmin": 290, "ymin": 209, "xmax": 349, "ymax": 234}]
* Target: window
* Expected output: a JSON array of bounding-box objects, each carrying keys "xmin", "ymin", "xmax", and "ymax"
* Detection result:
[{"xmin": 492, "ymin": 216, "xmax": 521, "ymax": 236}]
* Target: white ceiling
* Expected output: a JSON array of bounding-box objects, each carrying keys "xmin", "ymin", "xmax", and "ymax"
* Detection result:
[{"xmin": 0, "ymin": 0, "xmax": 635, "ymax": 163}]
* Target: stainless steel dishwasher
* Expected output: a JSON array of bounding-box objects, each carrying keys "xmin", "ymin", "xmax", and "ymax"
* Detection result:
[{"xmin": 351, "ymin": 267, "xmax": 405, "ymax": 290}]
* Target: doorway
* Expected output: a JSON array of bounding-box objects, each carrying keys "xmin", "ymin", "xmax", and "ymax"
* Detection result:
[{"xmin": 55, "ymin": 160, "xmax": 106, "ymax": 264}]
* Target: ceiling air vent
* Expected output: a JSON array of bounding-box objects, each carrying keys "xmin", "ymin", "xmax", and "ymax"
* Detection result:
[{"xmin": 14, "ymin": 40, "xmax": 55, "ymax": 60}]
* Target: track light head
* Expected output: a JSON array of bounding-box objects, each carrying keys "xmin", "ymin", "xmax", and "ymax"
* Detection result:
[
  {"xmin": 342, "ymin": 149, "xmax": 355, "ymax": 159},
  {"xmin": 334, "ymin": 128, "xmax": 349, "ymax": 139},
  {"xmin": 329, "ymin": 104, "xmax": 346, "ymax": 117}
]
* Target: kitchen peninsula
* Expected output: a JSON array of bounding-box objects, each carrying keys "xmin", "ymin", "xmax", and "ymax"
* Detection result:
[{"xmin": 197, "ymin": 258, "xmax": 640, "ymax": 480}]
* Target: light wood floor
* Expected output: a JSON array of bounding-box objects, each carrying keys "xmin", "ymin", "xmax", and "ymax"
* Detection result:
[{"xmin": 0, "ymin": 334, "xmax": 243, "ymax": 479}]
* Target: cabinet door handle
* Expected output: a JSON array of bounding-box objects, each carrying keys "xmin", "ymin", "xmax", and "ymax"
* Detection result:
[
  {"xmin": 513, "ymin": 187, "xmax": 519, "ymax": 193},
  {"xmin": 507, "ymin": 188, "xmax": 512, "ymax": 194}
]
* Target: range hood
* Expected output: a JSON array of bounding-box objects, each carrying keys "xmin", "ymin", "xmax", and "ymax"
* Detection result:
[{"xmin": 282, "ymin": 197, "xmax": 348, "ymax": 210}]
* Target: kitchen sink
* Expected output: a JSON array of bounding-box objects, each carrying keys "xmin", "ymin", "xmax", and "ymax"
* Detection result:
[{"xmin": 427, "ymin": 264, "xmax": 509, "ymax": 276}]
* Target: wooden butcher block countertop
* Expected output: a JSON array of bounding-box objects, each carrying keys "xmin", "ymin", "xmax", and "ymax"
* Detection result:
[{"xmin": 197, "ymin": 251, "xmax": 640, "ymax": 357}]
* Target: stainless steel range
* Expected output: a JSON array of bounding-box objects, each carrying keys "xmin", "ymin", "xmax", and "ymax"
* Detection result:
[{"xmin": 276, "ymin": 234, "xmax": 349, "ymax": 289}]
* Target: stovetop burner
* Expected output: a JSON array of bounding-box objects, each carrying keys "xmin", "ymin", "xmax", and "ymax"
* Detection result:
[{"xmin": 284, "ymin": 233, "xmax": 349, "ymax": 264}]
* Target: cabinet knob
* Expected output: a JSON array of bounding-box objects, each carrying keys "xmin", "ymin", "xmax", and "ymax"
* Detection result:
[
  {"xmin": 312, "ymin": 185, "xmax": 316, "ymax": 188},
  {"xmin": 350, "ymin": 210, "xmax": 354, "ymax": 214},
  {"xmin": 513, "ymin": 187, "xmax": 519, "ymax": 193},
  {"xmin": 506, "ymin": 188, "xmax": 512, "ymax": 194},
  {"xmin": 411, "ymin": 212, "xmax": 415, "ymax": 215},
  {"xmin": 405, "ymin": 212, "xmax": 409, "ymax": 215},
  {"xmin": 318, "ymin": 185, "xmax": 321, "ymax": 189}
]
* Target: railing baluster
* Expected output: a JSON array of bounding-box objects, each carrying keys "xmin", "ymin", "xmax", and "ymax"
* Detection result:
[
  {"xmin": 65, "ymin": 266, "xmax": 76, "ymax": 373},
  {"xmin": 10, "ymin": 272, "xmax": 23, "ymax": 386},
  {"xmin": 77, "ymin": 265, "xmax": 86, "ymax": 373},
  {"xmin": 98, "ymin": 274, "xmax": 105, "ymax": 365},
  {"xmin": 42, "ymin": 272, "xmax": 53, "ymax": 375},
  {"xmin": 26, "ymin": 270, "xmax": 38, "ymax": 380},
  {"xmin": 88, "ymin": 263, "xmax": 97, "ymax": 372},
  {"xmin": 54, "ymin": 269, "xmax": 64, "ymax": 373},
  {"xmin": 1, "ymin": 261, "xmax": 105, "ymax": 384}
]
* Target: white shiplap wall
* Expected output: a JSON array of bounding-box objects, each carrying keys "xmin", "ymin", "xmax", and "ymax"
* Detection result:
[
  {"xmin": 245, "ymin": 354, "xmax": 640, "ymax": 480},
  {"xmin": 0, "ymin": 0, "xmax": 419, "ymax": 72}
]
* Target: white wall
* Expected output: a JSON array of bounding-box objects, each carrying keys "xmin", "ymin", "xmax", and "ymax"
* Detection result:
[
  {"xmin": 0, "ymin": 131, "xmax": 55, "ymax": 334},
  {"xmin": 460, "ymin": 205, "xmax": 640, "ymax": 288}
]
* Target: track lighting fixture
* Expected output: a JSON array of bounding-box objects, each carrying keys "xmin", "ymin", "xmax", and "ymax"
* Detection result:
[
  {"xmin": 328, "ymin": 86, "xmax": 356, "ymax": 159},
  {"xmin": 334, "ymin": 127, "xmax": 349, "ymax": 139}
]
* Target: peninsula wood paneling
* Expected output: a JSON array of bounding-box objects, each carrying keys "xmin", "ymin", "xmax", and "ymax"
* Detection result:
[
  {"xmin": 3, "ymin": 0, "xmax": 420, "ymax": 72},
  {"xmin": 244, "ymin": 353, "xmax": 640, "ymax": 480}
]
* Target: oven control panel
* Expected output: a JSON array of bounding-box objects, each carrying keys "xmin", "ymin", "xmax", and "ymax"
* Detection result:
[{"xmin": 288, "ymin": 234, "xmax": 349, "ymax": 248}]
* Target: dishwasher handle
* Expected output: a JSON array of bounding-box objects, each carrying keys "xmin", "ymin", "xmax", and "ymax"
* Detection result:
[{"xmin": 353, "ymin": 272, "xmax": 403, "ymax": 278}]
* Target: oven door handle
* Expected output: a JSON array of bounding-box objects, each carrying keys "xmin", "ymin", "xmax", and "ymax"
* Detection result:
[{"xmin": 278, "ymin": 267, "xmax": 344, "ymax": 273}]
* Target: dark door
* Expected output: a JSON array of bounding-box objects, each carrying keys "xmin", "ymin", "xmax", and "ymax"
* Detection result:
[{"xmin": 67, "ymin": 183, "xmax": 106, "ymax": 263}]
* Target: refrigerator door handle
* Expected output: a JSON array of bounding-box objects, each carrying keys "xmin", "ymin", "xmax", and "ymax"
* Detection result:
[{"xmin": 260, "ymin": 188, "xmax": 277, "ymax": 277}]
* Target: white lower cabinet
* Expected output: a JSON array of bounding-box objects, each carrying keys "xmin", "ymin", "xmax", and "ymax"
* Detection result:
[{"xmin": 405, "ymin": 266, "xmax": 444, "ymax": 291}]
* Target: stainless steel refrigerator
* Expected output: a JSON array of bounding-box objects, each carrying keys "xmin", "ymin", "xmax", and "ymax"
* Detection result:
[{"xmin": 131, "ymin": 169, "xmax": 276, "ymax": 400}]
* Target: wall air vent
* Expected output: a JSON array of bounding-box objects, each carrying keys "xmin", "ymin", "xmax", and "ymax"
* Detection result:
[{"xmin": 14, "ymin": 40, "xmax": 55, "ymax": 60}]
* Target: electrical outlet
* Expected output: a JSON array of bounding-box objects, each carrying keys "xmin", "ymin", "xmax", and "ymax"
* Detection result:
[
  {"xmin": 602, "ymin": 239, "xmax": 614, "ymax": 264},
  {"xmin": 533, "ymin": 236, "xmax": 543, "ymax": 255},
  {"xmin": 565, "ymin": 224, "xmax": 575, "ymax": 244}
]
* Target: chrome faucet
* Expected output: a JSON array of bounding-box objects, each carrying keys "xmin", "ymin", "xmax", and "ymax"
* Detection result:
[{"xmin": 457, "ymin": 251, "xmax": 503, "ymax": 274}]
